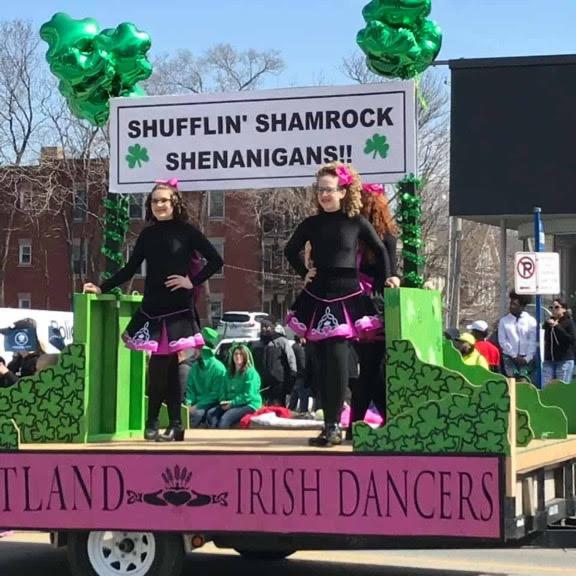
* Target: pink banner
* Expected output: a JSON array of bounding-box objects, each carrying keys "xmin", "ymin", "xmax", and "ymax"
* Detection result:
[{"xmin": 0, "ymin": 452, "xmax": 502, "ymax": 539}]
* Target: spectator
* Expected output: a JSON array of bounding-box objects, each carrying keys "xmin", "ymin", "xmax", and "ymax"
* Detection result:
[
  {"xmin": 543, "ymin": 298, "xmax": 576, "ymax": 386},
  {"xmin": 444, "ymin": 327, "xmax": 461, "ymax": 341},
  {"xmin": 8, "ymin": 352, "xmax": 39, "ymax": 377},
  {"xmin": 255, "ymin": 318, "xmax": 297, "ymax": 406},
  {"xmin": 454, "ymin": 333, "xmax": 490, "ymax": 370},
  {"xmin": 0, "ymin": 357, "xmax": 18, "ymax": 388},
  {"xmin": 498, "ymin": 291, "xmax": 537, "ymax": 382},
  {"xmin": 468, "ymin": 320, "xmax": 501, "ymax": 372},
  {"xmin": 288, "ymin": 336, "xmax": 309, "ymax": 413},
  {"xmin": 206, "ymin": 344, "xmax": 262, "ymax": 428},
  {"xmin": 185, "ymin": 327, "xmax": 227, "ymax": 428}
]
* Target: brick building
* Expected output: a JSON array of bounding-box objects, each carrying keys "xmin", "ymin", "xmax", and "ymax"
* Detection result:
[{"xmin": 0, "ymin": 151, "xmax": 265, "ymax": 324}]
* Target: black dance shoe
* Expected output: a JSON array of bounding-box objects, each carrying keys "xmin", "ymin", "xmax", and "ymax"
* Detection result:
[
  {"xmin": 308, "ymin": 429, "xmax": 328, "ymax": 447},
  {"xmin": 325, "ymin": 424, "xmax": 343, "ymax": 446},
  {"xmin": 156, "ymin": 426, "xmax": 185, "ymax": 442},
  {"xmin": 308, "ymin": 424, "xmax": 342, "ymax": 447},
  {"xmin": 144, "ymin": 421, "xmax": 159, "ymax": 441}
]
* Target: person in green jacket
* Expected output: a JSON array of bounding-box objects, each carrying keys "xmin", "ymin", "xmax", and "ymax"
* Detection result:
[
  {"xmin": 206, "ymin": 343, "xmax": 262, "ymax": 429},
  {"xmin": 186, "ymin": 327, "xmax": 227, "ymax": 428}
]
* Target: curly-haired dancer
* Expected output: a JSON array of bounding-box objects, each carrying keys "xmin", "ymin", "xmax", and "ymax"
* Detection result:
[
  {"xmin": 284, "ymin": 162, "xmax": 390, "ymax": 447},
  {"xmin": 347, "ymin": 183, "xmax": 400, "ymax": 439}
]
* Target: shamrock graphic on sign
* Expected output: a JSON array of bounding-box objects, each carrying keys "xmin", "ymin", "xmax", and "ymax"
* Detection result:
[
  {"xmin": 364, "ymin": 133, "xmax": 390, "ymax": 159},
  {"xmin": 126, "ymin": 143, "xmax": 150, "ymax": 168}
]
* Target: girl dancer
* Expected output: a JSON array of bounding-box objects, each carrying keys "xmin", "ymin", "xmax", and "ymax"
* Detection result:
[
  {"xmin": 83, "ymin": 179, "xmax": 223, "ymax": 441},
  {"xmin": 284, "ymin": 162, "xmax": 390, "ymax": 447},
  {"xmin": 347, "ymin": 183, "xmax": 400, "ymax": 439}
]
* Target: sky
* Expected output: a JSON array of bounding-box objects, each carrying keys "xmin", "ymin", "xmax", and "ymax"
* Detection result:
[{"xmin": 4, "ymin": 0, "xmax": 576, "ymax": 87}]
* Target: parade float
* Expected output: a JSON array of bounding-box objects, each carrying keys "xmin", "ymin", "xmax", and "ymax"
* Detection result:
[{"xmin": 2, "ymin": 4, "xmax": 576, "ymax": 576}]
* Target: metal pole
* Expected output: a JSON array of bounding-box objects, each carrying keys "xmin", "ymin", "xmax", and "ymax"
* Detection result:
[
  {"xmin": 445, "ymin": 216, "xmax": 453, "ymax": 327},
  {"xmin": 534, "ymin": 207, "xmax": 543, "ymax": 389},
  {"xmin": 449, "ymin": 218, "xmax": 462, "ymax": 329},
  {"xmin": 499, "ymin": 219, "xmax": 508, "ymax": 317}
]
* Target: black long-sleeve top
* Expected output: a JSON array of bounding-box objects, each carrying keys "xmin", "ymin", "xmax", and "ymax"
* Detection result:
[
  {"xmin": 101, "ymin": 219, "xmax": 223, "ymax": 315},
  {"xmin": 284, "ymin": 210, "xmax": 390, "ymax": 282},
  {"xmin": 543, "ymin": 315, "xmax": 576, "ymax": 362},
  {"xmin": 360, "ymin": 232, "xmax": 398, "ymax": 281}
]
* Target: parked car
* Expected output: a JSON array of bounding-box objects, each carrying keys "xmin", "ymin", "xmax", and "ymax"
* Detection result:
[{"xmin": 217, "ymin": 311, "xmax": 269, "ymax": 340}]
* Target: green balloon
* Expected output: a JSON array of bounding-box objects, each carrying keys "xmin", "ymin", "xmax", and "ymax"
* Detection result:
[
  {"xmin": 357, "ymin": 0, "xmax": 442, "ymax": 80},
  {"xmin": 357, "ymin": 20, "xmax": 420, "ymax": 60},
  {"xmin": 40, "ymin": 12, "xmax": 153, "ymax": 126},
  {"xmin": 362, "ymin": 0, "xmax": 431, "ymax": 29}
]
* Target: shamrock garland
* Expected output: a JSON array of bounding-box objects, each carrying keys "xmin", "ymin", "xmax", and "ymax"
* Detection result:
[
  {"xmin": 357, "ymin": 0, "xmax": 442, "ymax": 80},
  {"xmin": 101, "ymin": 194, "xmax": 130, "ymax": 286},
  {"xmin": 396, "ymin": 174, "xmax": 425, "ymax": 288}
]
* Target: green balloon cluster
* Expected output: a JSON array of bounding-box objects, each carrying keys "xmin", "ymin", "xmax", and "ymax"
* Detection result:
[
  {"xmin": 40, "ymin": 13, "xmax": 152, "ymax": 126},
  {"xmin": 357, "ymin": 0, "xmax": 442, "ymax": 80}
]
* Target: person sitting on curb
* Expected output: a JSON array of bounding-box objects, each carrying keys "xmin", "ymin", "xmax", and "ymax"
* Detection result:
[
  {"xmin": 185, "ymin": 327, "xmax": 227, "ymax": 428},
  {"xmin": 0, "ymin": 356, "xmax": 18, "ymax": 388},
  {"xmin": 454, "ymin": 332, "xmax": 490, "ymax": 370}
]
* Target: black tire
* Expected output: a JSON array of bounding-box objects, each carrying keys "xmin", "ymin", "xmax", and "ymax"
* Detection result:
[
  {"xmin": 234, "ymin": 548, "xmax": 296, "ymax": 561},
  {"xmin": 67, "ymin": 531, "xmax": 184, "ymax": 576}
]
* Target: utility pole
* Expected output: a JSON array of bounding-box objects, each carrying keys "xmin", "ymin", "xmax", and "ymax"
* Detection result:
[{"xmin": 448, "ymin": 217, "xmax": 462, "ymax": 329}]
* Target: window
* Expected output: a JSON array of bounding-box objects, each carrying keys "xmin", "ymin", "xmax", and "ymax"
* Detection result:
[
  {"xmin": 73, "ymin": 188, "xmax": 88, "ymax": 222},
  {"xmin": 210, "ymin": 296, "xmax": 223, "ymax": 327},
  {"xmin": 263, "ymin": 240, "xmax": 284, "ymax": 272},
  {"xmin": 208, "ymin": 190, "xmax": 225, "ymax": 220},
  {"xmin": 18, "ymin": 181, "xmax": 33, "ymax": 209},
  {"xmin": 126, "ymin": 243, "xmax": 146, "ymax": 277},
  {"xmin": 72, "ymin": 238, "xmax": 88, "ymax": 276},
  {"xmin": 209, "ymin": 238, "xmax": 224, "ymax": 278},
  {"xmin": 17, "ymin": 293, "xmax": 31, "ymax": 309},
  {"xmin": 129, "ymin": 194, "xmax": 145, "ymax": 220},
  {"xmin": 18, "ymin": 240, "xmax": 32, "ymax": 266}
]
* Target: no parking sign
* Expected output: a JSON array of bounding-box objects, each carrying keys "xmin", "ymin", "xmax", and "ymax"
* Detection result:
[{"xmin": 514, "ymin": 252, "xmax": 560, "ymax": 295}]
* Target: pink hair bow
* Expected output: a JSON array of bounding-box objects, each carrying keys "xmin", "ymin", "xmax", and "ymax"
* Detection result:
[
  {"xmin": 335, "ymin": 165, "xmax": 353, "ymax": 187},
  {"xmin": 362, "ymin": 183, "xmax": 384, "ymax": 196},
  {"xmin": 155, "ymin": 177, "xmax": 179, "ymax": 189}
]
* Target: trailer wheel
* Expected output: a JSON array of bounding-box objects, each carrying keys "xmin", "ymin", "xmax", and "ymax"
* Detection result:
[
  {"xmin": 67, "ymin": 531, "xmax": 184, "ymax": 576},
  {"xmin": 234, "ymin": 548, "xmax": 296, "ymax": 560}
]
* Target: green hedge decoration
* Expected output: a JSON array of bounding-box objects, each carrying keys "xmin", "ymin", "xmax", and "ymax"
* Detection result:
[
  {"xmin": 0, "ymin": 344, "xmax": 86, "ymax": 450},
  {"xmin": 516, "ymin": 409, "xmax": 535, "ymax": 448},
  {"xmin": 516, "ymin": 382, "xmax": 567, "ymax": 439},
  {"xmin": 355, "ymin": 340, "xmax": 511, "ymax": 454},
  {"xmin": 540, "ymin": 380, "xmax": 576, "ymax": 434}
]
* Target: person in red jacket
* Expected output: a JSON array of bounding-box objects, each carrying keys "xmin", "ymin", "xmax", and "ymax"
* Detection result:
[{"xmin": 468, "ymin": 320, "xmax": 501, "ymax": 372}]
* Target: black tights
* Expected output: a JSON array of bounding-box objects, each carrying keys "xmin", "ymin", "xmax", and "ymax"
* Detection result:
[
  {"xmin": 316, "ymin": 338, "xmax": 349, "ymax": 426},
  {"xmin": 349, "ymin": 342, "xmax": 386, "ymax": 427},
  {"xmin": 147, "ymin": 354, "xmax": 184, "ymax": 428}
]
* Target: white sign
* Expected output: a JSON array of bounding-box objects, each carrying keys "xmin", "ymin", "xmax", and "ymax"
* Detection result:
[
  {"xmin": 109, "ymin": 82, "xmax": 416, "ymax": 193},
  {"xmin": 0, "ymin": 308, "xmax": 73, "ymax": 358},
  {"xmin": 514, "ymin": 252, "xmax": 560, "ymax": 295}
]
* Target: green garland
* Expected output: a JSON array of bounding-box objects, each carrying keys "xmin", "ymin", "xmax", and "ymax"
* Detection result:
[
  {"xmin": 101, "ymin": 194, "xmax": 130, "ymax": 293},
  {"xmin": 397, "ymin": 175, "xmax": 425, "ymax": 288}
]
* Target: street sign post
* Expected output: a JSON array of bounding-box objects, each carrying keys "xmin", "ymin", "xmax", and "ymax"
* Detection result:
[{"xmin": 514, "ymin": 252, "xmax": 560, "ymax": 295}]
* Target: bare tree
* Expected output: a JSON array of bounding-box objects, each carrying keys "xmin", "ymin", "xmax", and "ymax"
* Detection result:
[
  {"xmin": 0, "ymin": 20, "xmax": 53, "ymax": 165},
  {"xmin": 144, "ymin": 44, "xmax": 285, "ymax": 95},
  {"xmin": 231, "ymin": 187, "xmax": 316, "ymax": 318},
  {"xmin": 342, "ymin": 51, "xmax": 451, "ymax": 288}
]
